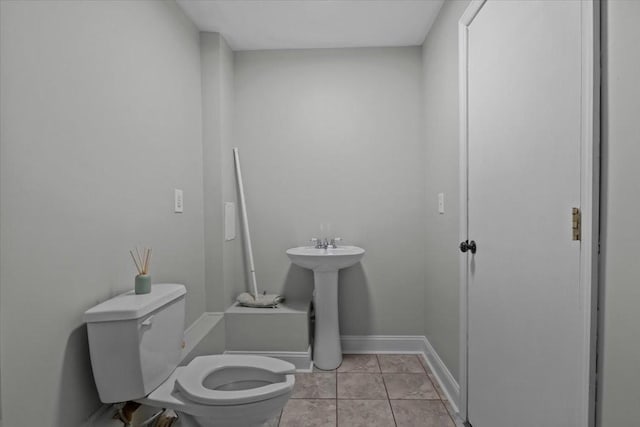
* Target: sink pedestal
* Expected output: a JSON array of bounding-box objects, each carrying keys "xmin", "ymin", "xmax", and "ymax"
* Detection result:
[
  {"xmin": 313, "ymin": 270, "xmax": 341, "ymax": 370},
  {"xmin": 285, "ymin": 245, "xmax": 365, "ymax": 372}
]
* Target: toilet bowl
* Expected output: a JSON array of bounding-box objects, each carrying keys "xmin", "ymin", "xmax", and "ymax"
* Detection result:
[
  {"xmin": 142, "ymin": 355, "xmax": 295, "ymax": 427},
  {"xmin": 84, "ymin": 284, "xmax": 296, "ymax": 427}
]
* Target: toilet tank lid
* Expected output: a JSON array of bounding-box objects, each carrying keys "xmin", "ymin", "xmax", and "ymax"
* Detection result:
[{"xmin": 84, "ymin": 284, "xmax": 186, "ymax": 323}]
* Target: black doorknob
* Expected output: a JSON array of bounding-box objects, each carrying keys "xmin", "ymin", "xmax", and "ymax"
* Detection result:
[{"xmin": 460, "ymin": 240, "xmax": 477, "ymax": 254}]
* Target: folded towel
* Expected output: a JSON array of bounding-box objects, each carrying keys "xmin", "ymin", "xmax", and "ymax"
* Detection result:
[{"xmin": 236, "ymin": 292, "xmax": 284, "ymax": 308}]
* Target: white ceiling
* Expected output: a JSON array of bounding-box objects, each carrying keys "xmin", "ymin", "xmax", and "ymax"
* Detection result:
[{"xmin": 176, "ymin": 0, "xmax": 445, "ymax": 51}]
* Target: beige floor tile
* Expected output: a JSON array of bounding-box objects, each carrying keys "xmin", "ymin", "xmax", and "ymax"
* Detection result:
[
  {"xmin": 337, "ymin": 400, "xmax": 395, "ymax": 427},
  {"xmin": 337, "ymin": 354, "xmax": 380, "ymax": 373},
  {"xmin": 293, "ymin": 354, "xmax": 456, "ymax": 426},
  {"xmin": 383, "ymin": 373, "xmax": 439, "ymax": 399},
  {"xmin": 337, "ymin": 373, "xmax": 387, "ymax": 399},
  {"xmin": 390, "ymin": 400, "xmax": 455, "ymax": 427},
  {"xmin": 292, "ymin": 373, "xmax": 337, "ymax": 399},
  {"xmin": 378, "ymin": 354, "xmax": 426, "ymax": 373},
  {"xmin": 280, "ymin": 399, "xmax": 337, "ymax": 427}
]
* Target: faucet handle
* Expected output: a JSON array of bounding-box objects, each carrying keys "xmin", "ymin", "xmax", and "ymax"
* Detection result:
[
  {"xmin": 330, "ymin": 237, "xmax": 342, "ymax": 248},
  {"xmin": 310, "ymin": 238, "xmax": 322, "ymax": 248}
]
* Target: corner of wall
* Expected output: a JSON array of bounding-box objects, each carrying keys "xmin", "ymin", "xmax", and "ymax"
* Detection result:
[
  {"xmin": 220, "ymin": 35, "xmax": 245, "ymax": 309},
  {"xmin": 201, "ymin": 32, "xmax": 226, "ymax": 313},
  {"xmin": 200, "ymin": 32, "xmax": 242, "ymax": 313},
  {"xmin": 420, "ymin": 0, "xmax": 472, "ymax": 384}
]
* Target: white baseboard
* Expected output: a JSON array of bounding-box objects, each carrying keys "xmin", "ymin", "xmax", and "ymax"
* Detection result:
[
  {"xmin": 224, "ymin": 346, "xmax": 313, "ymax": 372},
  {"xmin": 340, "ymin": 334, "xmax": 460, "ymax": 414},
  {"xmin": 419, "ymin": 336, "xmax": 460, "ymax": 414},
  {"xmin": 341, "ymin": 335, "xmax": 427, "ymax": 354}
]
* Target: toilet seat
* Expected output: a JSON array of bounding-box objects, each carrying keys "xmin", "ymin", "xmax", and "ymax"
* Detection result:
[{"xmin": 175, "ymin": 355, "xmax": 296, "ymax": 406}]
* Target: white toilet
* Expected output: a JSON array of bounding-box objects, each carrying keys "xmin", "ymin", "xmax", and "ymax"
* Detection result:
[{"xmin": 84, "ymin": 284, "xmax": 295, "ymax": 427}]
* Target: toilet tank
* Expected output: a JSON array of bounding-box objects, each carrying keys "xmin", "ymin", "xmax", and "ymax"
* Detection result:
[{"xmin": 84, "ymin": 284, "xmax": 186, "ymax": 403}]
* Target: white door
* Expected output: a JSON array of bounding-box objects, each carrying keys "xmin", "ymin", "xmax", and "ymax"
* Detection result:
[{"xmin": 462, "ymin": 1, "xmax": 596, "ymax": 426}]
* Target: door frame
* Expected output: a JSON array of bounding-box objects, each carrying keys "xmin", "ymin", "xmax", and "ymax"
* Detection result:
[{"xmin": 457, "ymin": 1, "xmax": 600, "ymax": 425}]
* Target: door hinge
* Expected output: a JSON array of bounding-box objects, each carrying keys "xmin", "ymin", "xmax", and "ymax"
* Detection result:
[{"xmin": 572, "ymin": 207, "xmax": 581, "ymax": 241}]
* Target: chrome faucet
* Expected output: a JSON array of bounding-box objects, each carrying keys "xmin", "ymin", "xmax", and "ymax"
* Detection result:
[
  {"xmin": 311, "ymin": 237, "xmax": 342, "ymax": 249},
  {"xmin": 310, "ymin": 238, "xmax": 326, "ymax": 249}
]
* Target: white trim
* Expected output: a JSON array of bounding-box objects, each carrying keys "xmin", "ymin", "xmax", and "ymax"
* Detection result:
[
  {"xmin": 579, "ymin": 2, "xmax": 600, "ymax": 427},
  {"xmin": 458, "ymin": 2, "xmax": 486, "ymax": 422},
  {"xmin": 340, "ymin": 335, "xmax": 427, "ymax": 354},
  {"xmin": 458, "ymin": 1, "xmax": 599, "ymax": 426},
  {"xmin": 340, "ymin": 335, "xmax": 460, "ymax": 412},
  {"xmin": 224, "ymin": 347, "xmax": 313, "ymax": 372},
  {"xmin": 420, "ymin": 337, "xmax": 461, "ymax": 414}
]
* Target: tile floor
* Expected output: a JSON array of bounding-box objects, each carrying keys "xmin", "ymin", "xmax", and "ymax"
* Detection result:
[{"xmin": 263, "ymin": 354, "xmax": 464, "ymax": 427}]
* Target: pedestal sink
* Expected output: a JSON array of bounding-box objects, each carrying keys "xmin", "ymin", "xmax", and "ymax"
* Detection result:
[{"xmin": 286, "ymin": 245, "xmax": 365, "ymax": 370}]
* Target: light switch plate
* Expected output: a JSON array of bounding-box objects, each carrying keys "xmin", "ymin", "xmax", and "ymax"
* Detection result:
[{"xmin": 174, "ymin": 189, "xmax": 184, "ymax": 213}]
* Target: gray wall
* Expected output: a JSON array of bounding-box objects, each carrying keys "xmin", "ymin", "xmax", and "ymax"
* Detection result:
[
  {"xmin": 0, "ymin": 1, "xmax": 205, "ymax": 425},
  {"xmin": 219, "ymin": 39, "xmax": 246, "ymax": 309},
  {"xmin": 421, "ymin": 0, "xmax": 470, "ymax": 382},
  {"xmin": 233, "ymin": 47, "xmax": 427, "ymax": 334},
  {"xmin": 200, "ymin": 32, "xmax": 238, "ymax": 312},
  {"xmin": 598, "ymin": 1, "xmax": 640, "ymax": 425}
]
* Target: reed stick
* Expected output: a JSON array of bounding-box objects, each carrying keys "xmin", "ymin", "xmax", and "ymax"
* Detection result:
[
  {"xmin": 135, "ymin": 247, "xmax": 144, "ymax": 272},
  {"xmin": 147, "ymin": 248, "xmax": 152, "ymax": 271},
  {"xmin": 144, "ymin": 248, "xmax": 151, "ymax": 275},
  {"xmin": 130, "ymin": 246, "xmax": 153, "ymax": 276},
  {"xmin": 130, "ymin": 250, "xmax": 142, "ymax": 275}
]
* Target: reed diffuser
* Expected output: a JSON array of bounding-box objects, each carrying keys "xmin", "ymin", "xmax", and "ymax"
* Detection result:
[{"xmin": 130, "ymin": 247, "xmax": 152, "ymax": 294}]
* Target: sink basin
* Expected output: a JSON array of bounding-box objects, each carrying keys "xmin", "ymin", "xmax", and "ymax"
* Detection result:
[
  {"xmin": 286, "ymin": 246, "xmax": 365, "ymax": 272},
  {"xmin": 286, "ymin": 244, "xmax": 365, "ymax": 370}
]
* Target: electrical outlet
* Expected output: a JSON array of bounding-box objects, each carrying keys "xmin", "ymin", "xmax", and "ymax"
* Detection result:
[{"xmin": 174, "ymin": 189, "xmax": 183, "ymax": 213}]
